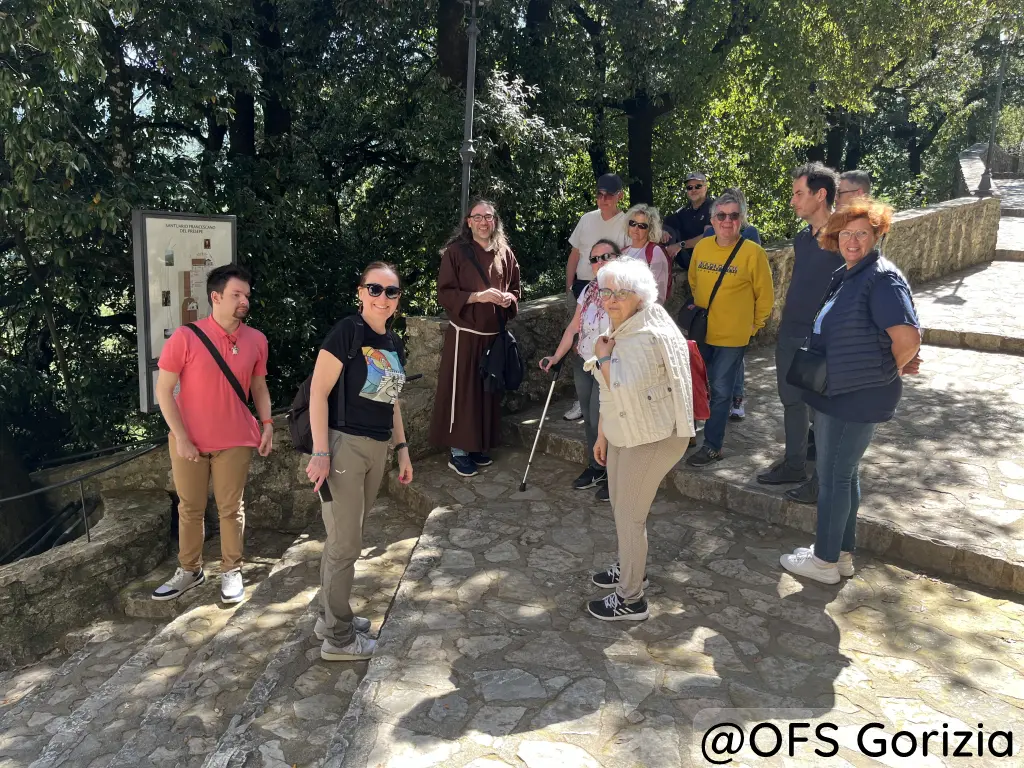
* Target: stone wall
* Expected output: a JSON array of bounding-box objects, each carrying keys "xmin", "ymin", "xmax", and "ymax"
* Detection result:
[
  {"xmin": 31, "ymin": 414, "xmax": 321, "ymax": 533},
  {"xmin": 0, "ymin": 490, "xmax": 171, "ymax": 670}
]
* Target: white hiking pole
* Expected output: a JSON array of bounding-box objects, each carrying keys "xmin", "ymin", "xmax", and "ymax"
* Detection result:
[{"xmin": 520, "ymin": 358, "xmax": 564, "ymax": 492}]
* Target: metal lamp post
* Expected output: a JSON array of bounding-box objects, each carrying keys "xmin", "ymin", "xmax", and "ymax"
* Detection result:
[
  {"xmin": 977, "ymin": 29, "xmax": 1011, "ymax": 197},
  {"xmin": 459, "ymin": 0, "xmax": 481, "ymax": 220}
]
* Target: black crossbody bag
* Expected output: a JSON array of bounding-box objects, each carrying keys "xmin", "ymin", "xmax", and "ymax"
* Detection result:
[
  {"xmin": 186, "ymin": 323, "xmax": 250, "ymax": 408},
  {"xmin": 676, "ymin": 237, "xmax": 745, "ymax": 344}
]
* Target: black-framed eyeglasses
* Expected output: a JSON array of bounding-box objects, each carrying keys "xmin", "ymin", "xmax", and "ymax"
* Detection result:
[
  {"xmin": 468, "ymin": 213, "xmax": 495, "ymax": 222},
  {"xmin": 714, "ymin": 212, "xmax": 741, "ymax": 221},
  {"xmin": 362, "ymin": 283, "xmax": 402, "ymax": 299},
  {"xmin": 628, "ymin": 220, "xmax": 649, "ymax": 230},
  {"xmin": 597, "ymin": 288, "xmax": 636, "ymax": 300},
  {"xmin": 686, "ymin": 184, "xmax": 704, "ymax": 191},
  {"xmin": 589, "ymin": 252, "xmax": 619, "ymax": 264}
]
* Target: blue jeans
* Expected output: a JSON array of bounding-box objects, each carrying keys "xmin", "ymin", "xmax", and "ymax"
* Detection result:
[
  {"xmin": 733, "ymin": 357, "xmax": 745, "ymax": 400},
  {"xmin": 814, "ymin": 412, "xmax": 876, "ymax": 563},
  {"xmin": 573, "ymin": 355, "xmax": 602, "ymax": 470},
  {"xmin": 698, "ymin": 343, "xmax": 747, "ymax": 452}
]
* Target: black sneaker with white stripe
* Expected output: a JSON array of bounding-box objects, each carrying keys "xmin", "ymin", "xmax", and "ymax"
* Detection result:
[
  {"xmin": 587, "ymin": 592, "xmax": 649, "ymax": 622},
  {"xmin": 591, "ymin": 563, "xmax": 649, "ymax": 590}
]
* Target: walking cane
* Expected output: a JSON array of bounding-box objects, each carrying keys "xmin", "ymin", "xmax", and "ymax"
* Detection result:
[{"xmin": 519, "ymin": 358, "xmax": 564, "ymax": 492}]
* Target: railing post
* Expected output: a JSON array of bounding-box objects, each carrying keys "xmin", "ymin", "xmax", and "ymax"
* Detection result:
[{"xmin": 79, "ymin": 480, "xmax": 91, "ymax": 543}]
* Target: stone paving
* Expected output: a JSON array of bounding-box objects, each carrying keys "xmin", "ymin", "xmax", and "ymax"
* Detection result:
[
  {"xmin": 914, "ymin": 261, "xmax": 1024, "ymax": 354},
  {"xmin": 323, "ymin": 450, "xmax": 1024, "ymax": 767},
  {"xmin": 510, "ymin": 344, "xmax": 1024, "ymax": 594},
  {"xmin": 997, "ymin": 178, "xmax": 1024, "ymax": 214},
  {"xmin": 997, "ymin": 216, "xmax": 1024, "ymax": 258}
]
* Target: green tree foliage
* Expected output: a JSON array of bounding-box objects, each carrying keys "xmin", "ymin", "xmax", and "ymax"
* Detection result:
[{"xmin": 0, "ymin": 0, "xmax": 1019, "ymax": 464}]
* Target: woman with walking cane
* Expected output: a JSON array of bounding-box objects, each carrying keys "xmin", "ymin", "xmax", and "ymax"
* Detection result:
[
  {"xmin": 539, "ymin": 239, "xmax": 621, "ymax": 502},
  {"xmin": 428, "ymin": 199, "xmax": 521, "ymax": 477},
  {"xmin": 585, "ymin": 258, "xmax": 695, "ymax": 621}
]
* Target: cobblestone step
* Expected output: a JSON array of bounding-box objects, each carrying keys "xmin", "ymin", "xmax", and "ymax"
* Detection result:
[
  {"xmin": 0, "ymin": 619, "xmax": 158, "ymax": 768},
  {"xmin": 197, "ymin": 498, "xmax": 428, "ymax": 768},
  {"xmin": 25, "ymin": 529, "xmax": 310, "ymax": 768},
  {"xmin": 504, "ymin": 363, "xmax": 1024, "ymax": 597},
  {"xmin": 319, "ymin": 449, "xmax": 1024, "ymax": 768}
]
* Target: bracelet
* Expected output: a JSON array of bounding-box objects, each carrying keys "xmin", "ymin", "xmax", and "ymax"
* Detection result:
[
  {"xmin": 394, "ymin": 442, "xmax": 409, "ymax": 452},
  {"xmin": 261, "ymin": 419, "xmax": 274, "ymax": 425},
  {"xmin": 311, "ymin": 451, "xmax": 330, "ymax": 458},
  {"xmin": 597, "ymin": 355, "xmax": 612, "ymax": 366}
]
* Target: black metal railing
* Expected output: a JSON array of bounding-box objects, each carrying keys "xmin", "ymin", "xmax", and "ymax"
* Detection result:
[{"xmin": 0, "ymin": 439, "xmax": 167, "ymax": 565}]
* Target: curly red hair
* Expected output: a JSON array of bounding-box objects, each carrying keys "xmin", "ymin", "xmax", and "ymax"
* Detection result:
[{"xmin": 817, "ymin": 198, "xmax": 894, "ymax": 252}]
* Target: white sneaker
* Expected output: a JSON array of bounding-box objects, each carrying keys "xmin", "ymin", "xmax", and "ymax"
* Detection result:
[
  {"xmin": 563, "ymin": 400, "xmax": 583, "ymax": 420},
  {"xmin": 220, "ymin": 569, "xmax": 245, "ymax": 603},
  {"xmin": 795, "ymin": 545, "xmax": 854, "ymax": 577},
  {"xmin": 152, "ymin": 567, "xmax": 205, "ymax": 601},
  {"xmin": 314, "ymin": 615, "xmax": 372, "ymax": 639},
  {"xmin": 321, "ymin": 632, "xmax": 376, "ymax": 661},
  {"xmin": 780, "ymin": 549, "xmax": 840, "ymax": 584}
]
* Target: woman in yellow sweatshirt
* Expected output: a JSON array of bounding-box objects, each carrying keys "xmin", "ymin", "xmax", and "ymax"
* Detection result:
[{"xmin": 685, "ymin": 191, "xmax": 774, "ymax": 467}]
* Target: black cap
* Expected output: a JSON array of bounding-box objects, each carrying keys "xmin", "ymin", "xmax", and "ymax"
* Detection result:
[{"xmin": 596, "ymin": 173, "xmax": 623, "ymax": 194}]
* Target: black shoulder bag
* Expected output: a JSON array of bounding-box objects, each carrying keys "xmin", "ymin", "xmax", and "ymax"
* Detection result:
[
  {"xmin": 461, "ymin": 246, "xmax": 525, "ymax": 393},
  {"xmin": 676, "ymin": 237, "xmax": 745, "ymax": 344},
  {"xmin": 186, "ymin": 323, "xmax": 249, "ymax": 407}
]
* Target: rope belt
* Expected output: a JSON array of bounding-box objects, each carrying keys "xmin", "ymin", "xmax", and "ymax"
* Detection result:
[{"xmin": 449, "ymin": 321, "xmax": 498, "ymax": 433}]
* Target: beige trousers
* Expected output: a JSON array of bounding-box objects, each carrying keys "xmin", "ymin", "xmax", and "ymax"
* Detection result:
[
  {"xmin": 607, "ymin": 435, "xmax": 690, "ymax": 600},
  {"xmin": 319, "ymin": 430, "xmax": 390, "ymax": 645},
  {"xmin": 168, "ymin": 433, "xmax": 253, "ymax": 572}
]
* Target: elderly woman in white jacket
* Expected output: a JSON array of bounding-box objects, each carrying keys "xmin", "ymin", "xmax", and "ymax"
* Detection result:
[{"xmin": 584, "ymin": 258, "xmax": 695, "ymax": 621}]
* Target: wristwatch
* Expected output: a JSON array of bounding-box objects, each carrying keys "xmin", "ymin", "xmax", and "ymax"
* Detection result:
[{"xmin": 394, "ymin": 442, "xmax": 409, "ymax": 452}]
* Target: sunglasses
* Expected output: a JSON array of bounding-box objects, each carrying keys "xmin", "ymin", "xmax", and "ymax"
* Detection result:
[
  {"xmin": 362, "ymin": 283, "xmax": 402, "ymax": 299},
  {"xmin": 628, "ymin": 220, "xmax": 649, "ymax": 230},
  {"xmin": 686, "ymin": 184, "xmax": 704, "ymax": 191},
  {"xmin": 589, "ymin": 253, "xmax": 619, "ymax": 264},
  {"xmin": 714, "ymin": 212, "xmax": 741, "ymax": 221},
  {"xmin": 597, "ymin": 288, "xmax": 636, "ymax": 300}
]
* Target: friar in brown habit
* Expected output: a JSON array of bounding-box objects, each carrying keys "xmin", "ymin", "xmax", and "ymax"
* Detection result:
[{"xmin": 428, "ymin": 198, "xmax": 522, "ymax": 475}]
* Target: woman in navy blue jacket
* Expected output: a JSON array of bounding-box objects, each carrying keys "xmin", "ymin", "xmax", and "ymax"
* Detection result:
[{"xmin": 780, "ymin": 198, "xmax": 921, "ymax": 584}]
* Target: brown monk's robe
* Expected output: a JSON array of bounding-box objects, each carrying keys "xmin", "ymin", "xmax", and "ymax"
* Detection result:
[{"xmin": 428, "ymin": 240, "xmax": 521, "ymax": 453}]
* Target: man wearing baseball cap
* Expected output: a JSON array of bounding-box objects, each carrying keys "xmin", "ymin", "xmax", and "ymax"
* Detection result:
[
  {"xmin": 663, "ymin": 172, "xmax": 714, "ymax": 273},
  {"xmin": 561, "ymin": 172, "xmax": 629, "ymax": 423}
]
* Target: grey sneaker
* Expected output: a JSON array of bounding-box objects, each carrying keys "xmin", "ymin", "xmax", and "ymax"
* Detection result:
[
  {"xmin": 152, "ymin": 567, "xmax": 205, "ymax": 601},
  {"xmin": 220, "ymin": 568, "xmax": 244, "ymax": 604},
  {"xmin": 321, "ymin": 632, "xmax": 376, "ymax": 661},
  {"xmin": 314, "ymin": 615, "xmax": 371, "ymax": 639},
  {"xmin": 785, "ymin": 474, "xmax": 819, "ymax": 505},
  {"xmin": 757, "ymin": 460, "xmax": 809, "ymax": 485}
]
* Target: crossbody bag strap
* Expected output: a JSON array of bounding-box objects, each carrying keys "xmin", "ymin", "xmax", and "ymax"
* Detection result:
[
  {"xmin": 705, "ymin": 237, "xmax": 745, "ymax": 312},
  {"xmin": 186, "ymin": 323, "xmax": 249, "ymax": 408}
]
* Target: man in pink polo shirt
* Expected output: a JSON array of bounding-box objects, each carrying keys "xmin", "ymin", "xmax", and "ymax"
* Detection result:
[{"xmin": 153, "ymin": 264, "xmax": 273, "ymax": 603}]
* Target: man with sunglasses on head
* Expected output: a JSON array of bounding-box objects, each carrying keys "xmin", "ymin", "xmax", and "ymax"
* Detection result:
[
  {"xmin": 663, "ymin": 172, "xmax": 714, "ymax": 274},
  {"xmin": 562, "ymin": 173, "xmax": 629, "ymax": 421},
  {"xmin": 685, "ymin": 192, "xmax": 773, "ymax": 468},
  {"xmin": 757, "ymin": 163, "xmax": 843, "ymax": 502}
]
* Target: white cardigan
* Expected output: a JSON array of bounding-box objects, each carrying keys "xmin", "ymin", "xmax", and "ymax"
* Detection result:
[{"xmin": 583, "ymin": 303, "xmax": 696, "ymax": 448}]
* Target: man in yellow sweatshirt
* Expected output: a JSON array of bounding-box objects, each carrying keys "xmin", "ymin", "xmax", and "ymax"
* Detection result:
[{"xmin": 686, "ymin": 191, "xmax": 774, "ymax": 467}]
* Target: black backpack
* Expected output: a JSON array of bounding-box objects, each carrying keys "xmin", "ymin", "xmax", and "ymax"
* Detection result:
[
  {"xmin": 287, "ymin": 315, "xmax": 404, "ymax": 453},
  {"xmin": 460, "ymin": 245, "xmax": 524, "ymax": 394}
]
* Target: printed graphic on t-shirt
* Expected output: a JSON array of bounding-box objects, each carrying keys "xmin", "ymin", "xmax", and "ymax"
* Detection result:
[
  {"xmin": 696, "ymin": 261, "xmax": 739, "ymax": 275},
  {"xmin": 360, "ymin": 347, "xmax": 406, "ymax": 403}
]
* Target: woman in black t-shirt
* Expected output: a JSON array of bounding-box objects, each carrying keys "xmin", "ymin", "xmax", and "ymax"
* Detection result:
[{"xmin": 304, "ymin": 261, "xmax": 413, "ymax": 663}]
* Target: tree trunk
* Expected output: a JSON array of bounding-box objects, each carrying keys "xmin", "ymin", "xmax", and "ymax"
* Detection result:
[
  {"xmin": 229, "ymin": 92, "xmax": 257, "ymax": 157},
  {"xmin": 844, "ymin": 118, "xmax": 862, "ymax": 170},
  {"xmin": 96, "ymin": 16, "xmax": 134, "ymax": 175},
  {"xmin": 625, "ymin": 93, "xmax": 655, "ymax": 204},
  {"xmin": 824, "ymin": 110, "xmax": 847, "ymax": 169},
  {"xmin": 587, "ymin": 106, "xmax": 609, "ymax": 181},
  {"xmin": 908, "ymin": 123, "xmax": 923, "ymax": 176},
  {"xmin": 0, "ymin": 428, "xmax": 43, "ymax": 563},
  {"xmin": 255, "ymin": 0, "xmax": 292, "ymax": 138}
]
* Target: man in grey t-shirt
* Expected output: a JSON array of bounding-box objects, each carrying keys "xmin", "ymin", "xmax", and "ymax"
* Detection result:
[{"xmin": 757, "ymin": 163, "xmax": 843, "ymax": 501}]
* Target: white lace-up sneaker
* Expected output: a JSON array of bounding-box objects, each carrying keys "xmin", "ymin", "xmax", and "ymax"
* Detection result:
[
  {"xmin": 563, "ymin": 400, "xmax": 583, "ymax": 420},
  {"xmin": 151, "ymin": 567, "xmax": 205, "ymax": 601},
  {"xmin": 220, "ymin": 568, "xmax": 245, "ymax": 604},
  {"xmin": 780, "ymin": 548, "xmax": 840, "ymax": 584},
  {"xmin": 314, "ymin": 615, "xmax": 372, "ymax": 639},
  {"xmin": 321, "ymin": 632, "xmax": 376, "ymax": 661},
  {"xmin": 794, "ymin": 545, "xmax": 854, "ymax": 577}
]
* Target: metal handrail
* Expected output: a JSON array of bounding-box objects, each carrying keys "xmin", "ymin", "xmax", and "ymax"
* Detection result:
[{"xmin": 0, "ymin": 439, "xmax": 166, "ymax": 563}]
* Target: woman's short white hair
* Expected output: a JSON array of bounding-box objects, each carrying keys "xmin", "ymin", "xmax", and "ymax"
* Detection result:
[{"xmin": 597, "ymin": 258, "xmax": 659, "ymax": 309}]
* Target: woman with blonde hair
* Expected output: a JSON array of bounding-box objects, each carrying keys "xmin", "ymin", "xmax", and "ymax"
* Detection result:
[
  {"xmin": 622, "ymin": 204, "xmax": 672, "ymax": 304},
  {"xmin": 780, "ymin": 198, "xmax": 920, "ymax": 584},
  {"xmin": 585, "ymin": 258, "xmax": 695, "ymax": 620}
]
